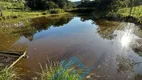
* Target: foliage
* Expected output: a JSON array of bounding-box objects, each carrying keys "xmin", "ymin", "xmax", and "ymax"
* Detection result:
[
  {"xmin": 79, "ymin": 0, "xmax": 142, "ymax": 15},
  {"xmin": 78, "ymin": 0, "xmax": 131, "ymax": 16},
  {"xmin": 49, "ymin": 9, "xmax": 64, "ymax": 14},
  {"xmin": 96, "ymin": 0, "xmax": 130, "ymax": 16},
  {"xmin": 135, "ymin": 74, "xmax": 142, "ymax": 80},
  {"xmin": 116, "ymin": 5, "xmax": 142, "ymax": 18},
  {"xmin": 0, "ymin": 1, "xmax": 24, "ymax": 10},
  {"xmin": 45, "ymin": 1, "xmax": 59, "ymax": 9},
  {"xmin": 25, "ymin": 0, "xmax": 75, "ymax": 10},
  {"xmin": 115, "ymin": 5, "xmax": 142, "ymax": 24},
  {"xmin": 0, "ymin": 0, "xmax": 23, "ymax": 2},
  {"xmin": 39, "ymin": 61, "xmax": 82, "ymax": 80},
  {"xmin": 0, "ymin": 68, "xmax": 18, "ymax": 80}
]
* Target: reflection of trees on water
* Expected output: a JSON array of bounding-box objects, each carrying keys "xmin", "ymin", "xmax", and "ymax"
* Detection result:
[
  {"xmin": 116, "ymin": 54, "xmax": 142, "ymax": 80},
  {"xmin": 12, "ymin": 15, "xmax": 73, "ymax": 41},
  {"xmin": 0, "ymin": 27, "xmax": 21, "ymax": 51},
  {"xmin": 53, "ymin": 16, "xmax": 73, "ymax": 27},
  {"xmin": 116, "ymin": 55, "xmax": 134, "ymax": 73},
  {"xmin": 96, "ymin": 20, "xmax": 142, "ymax": 57},
  {"xmin": 135, "ymin": 74, "xmax": 142, "ymax": 80},
  {"xmin": 0, "ymin": 15, "xmax": 73, "ymax": 51},
  {"xmin": 31, "ymin": 15, "xmax": 73, "ymax": 32},
  {"xmin": 130, "ymin": 38, "xmax": 142, "ymax": 57},
  {"xmin": 116, "ymin": 55, "xmax": 135, "ymax": 80},
  {"xmin": 96, "ymin": 20, "xmax": 122, "ymax": 40},
  {"xmin": 0, "ymin": 33, "xmax": 20, "ymax": 51},
  {"xmin": 78, "ymin": 15, "xmax": 95, "ymax": 22},
  {"xmin": 132, "ymin": 28, "xmax": 142, "ymax": 57},
  {"xmin": 133, "ymin": 46, "xmax": 142, "ymax": 57}
]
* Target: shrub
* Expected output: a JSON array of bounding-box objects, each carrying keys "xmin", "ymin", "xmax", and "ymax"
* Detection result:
[
  {"xmin": 49, "ymin": 9, "xmax": 64, "ymax": 14},
  {"xmin": 42, "ymin": 11, "xmax": 50, "ymax": 15}
]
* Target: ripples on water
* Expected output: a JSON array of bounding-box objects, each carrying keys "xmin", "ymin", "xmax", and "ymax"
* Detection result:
[{"xmin": 0, "ymin": 15, "xmax": 142, "ymax": 80}]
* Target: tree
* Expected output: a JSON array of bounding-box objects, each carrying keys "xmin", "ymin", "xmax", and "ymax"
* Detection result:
[
  {"xmin": 79, "ymin": 0, "xmax": 130, "ymax": 16},
  {"xmin": 25, "ymin": 0, "xmax": 75, "ymax": 10},
  {"xmin": 44, "ymin": 1, "xmax": 59, "ymax": 9},
  {"xmin": 129, "ymin": 0, "xmax": 134, "ymax": 16},
  {"xmin": 57, "ymin": 0, "xmax": 68, "ymax": 9},
  {"xmin": 67, "ymin": 1, "xmax": 75, "ymax": 9}
]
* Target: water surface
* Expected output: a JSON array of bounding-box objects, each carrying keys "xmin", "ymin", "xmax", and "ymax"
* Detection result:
[{"xmin": 0, "ymin": 15, "xmax": 142, "ymax": 80}]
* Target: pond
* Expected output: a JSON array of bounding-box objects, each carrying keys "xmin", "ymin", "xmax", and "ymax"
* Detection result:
[{"xmin": 0, "ymin": 14, "xmax": 142, "ymax": 80}]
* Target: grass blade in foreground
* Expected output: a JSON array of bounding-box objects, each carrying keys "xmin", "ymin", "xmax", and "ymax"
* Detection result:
[{"xmin": 0, "ymin": 68, "xmax": 18, "ymax": 80}]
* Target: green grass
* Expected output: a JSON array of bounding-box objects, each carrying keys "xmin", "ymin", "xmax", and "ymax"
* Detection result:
[
  {"xmin": 0, "ymin": 68, "xmax": 18, "ymax": 80},
  {"xmin": 0, "ymin": 1, "xmax": 67, "ymax": 22},
  {"xmin": 0, "ymin": 10, "xmax": 68, "ymax": 22},
  {"xmin": 0, "ymin": 1, "xmax": 42, "ymax": 20},
  {"xmin": 0, "ymin": 1, "xmax": 24, "ymax": 10},
  {"xmin": 39, "ymin": 61, "xmax": 82, "ymax": 80},
  {"xmin": 117, "ymin": 5, "xmax": 142, "ymax": 18},
  {"xmin": 2, "ymin": 10, "xmax": 42, "ymax": 17},
  {"xmin": 107, "ymin": 5, "xmax": 142, "ymax": 24}
]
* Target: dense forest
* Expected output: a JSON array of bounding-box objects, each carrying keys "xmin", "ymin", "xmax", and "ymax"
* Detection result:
[
  {"xmin": 25, "ymin": 0, "xmax": 75, "ymax": 10},
  {"xmin": 78, "ymin": 0, "xmax": 142, "ymax": 15},
  {"xmin": 0, "ymin": 0, "xmax": 75, "ymax": 10}
]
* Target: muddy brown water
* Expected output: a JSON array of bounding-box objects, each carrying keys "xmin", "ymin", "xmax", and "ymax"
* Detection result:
[{"xmin": 0, "ymin": 14, "xmax": 142, "ymax": 80}]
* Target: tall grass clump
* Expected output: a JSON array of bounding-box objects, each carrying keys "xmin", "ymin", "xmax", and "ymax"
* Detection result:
[
  {"xmin": 40, "ymin": 60, "xmax": 82, "ymax": 80},
  {"xmin": 0, "ymin": 68, "xmax": 18, "ymax": 80}
]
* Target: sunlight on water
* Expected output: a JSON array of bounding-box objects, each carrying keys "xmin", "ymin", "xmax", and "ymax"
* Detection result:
[
  {"xmin": 120, "ymin": 23, "xmax": 134, "ymax": 47},
  {"xmin": 121, "ymin": 30, "xmax": 132, "ymax": 47}
]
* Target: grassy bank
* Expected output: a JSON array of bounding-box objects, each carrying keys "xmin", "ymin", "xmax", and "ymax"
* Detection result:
[
  {"xmin": 0, "ymin": 1, "xmax": 67, "ymax": 22},
  {"xmin": 107, "ymin": 5, "xmax": 142, "ymax": 24},
  {"xmin": 116, "ymin": 5, "xmax": 142, "ymax": 18},
  {"xmin": 0, "ymin": 9, "xmax": 68, "ymax": 21}
]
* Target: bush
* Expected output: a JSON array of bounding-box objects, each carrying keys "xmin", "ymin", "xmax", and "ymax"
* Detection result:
[
  {"xmin": 42, "ymin": 12, "xmax": 47, "ymax": 15},
  {"xmin": 49, "ymin": 9, "xmax": 64, "ymax": 14},
  {"xmin": 42, "ymin": 11, "xmax": 50, "ymax": 15}
]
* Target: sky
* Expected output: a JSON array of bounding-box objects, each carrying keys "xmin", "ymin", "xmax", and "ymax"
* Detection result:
[{"xmin": 70, "ymin": 0, "xmax": 81, "ymax": 2}]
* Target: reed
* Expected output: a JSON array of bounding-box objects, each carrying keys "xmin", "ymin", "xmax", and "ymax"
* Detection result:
[{"xmin": 39, "ymin": 60, "xmax": 82, "ymax": 80}]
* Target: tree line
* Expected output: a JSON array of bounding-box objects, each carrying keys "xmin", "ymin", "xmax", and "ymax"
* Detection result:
[
  {"xmin": 78, "ymin": 0, "xmax": 141, "ymax": 16},
  {"xmin": 25, "ymin": 0, "xmax": 75, "ymax": 10}
]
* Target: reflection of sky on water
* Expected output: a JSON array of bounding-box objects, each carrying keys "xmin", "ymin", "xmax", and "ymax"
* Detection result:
[
  {"xmin": 115, "ymin": 23, "xmax": 140, "ymax": 48},
  {"xmin": 120, "ymin": 29, "xmax": 133, "ymax": 47},
  {"xmin": 33, "ymin": 17, "xmax": 96, "ymax": 40},
  {"xmin": 11, "ymin": 17, "xmax": 142, "ymax": 80}
]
